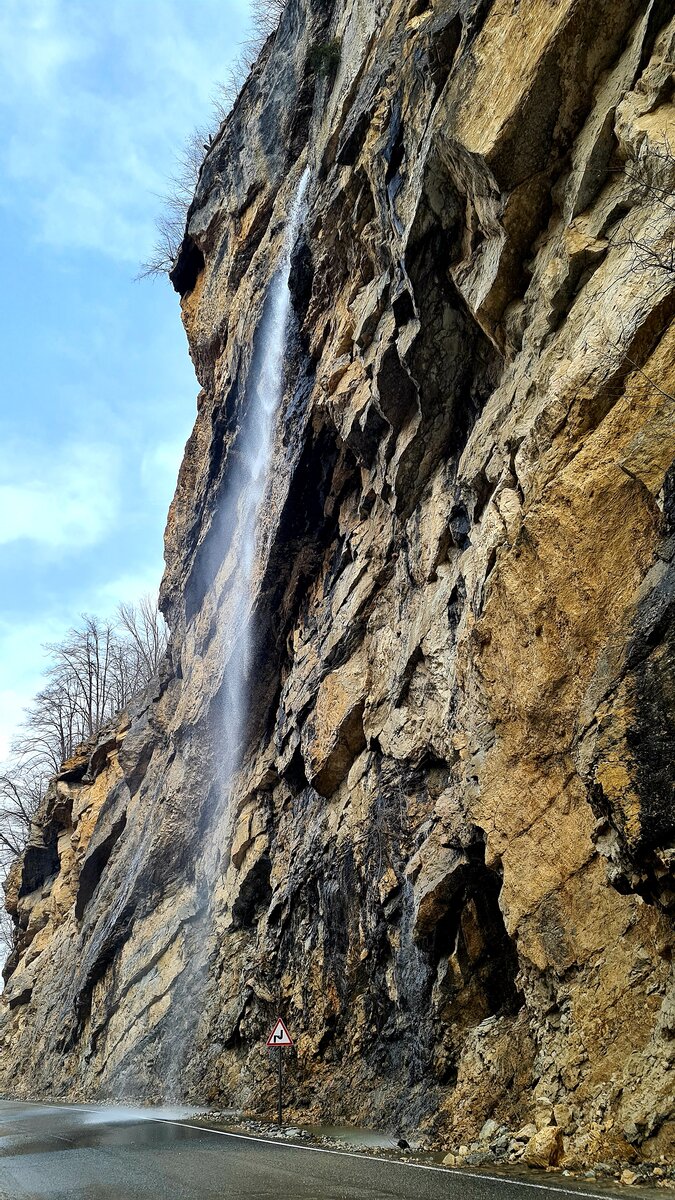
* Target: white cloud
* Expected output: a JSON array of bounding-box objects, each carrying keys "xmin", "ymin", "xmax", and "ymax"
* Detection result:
[
  {"xmin": 0, "ymin": 442, "xmax": 120, "ymax": 551},
  {"xmin": 0, "ymin": 0, "xmax": 253, "ymax": 263},
  {"xmin": 34, "ymin": 169, "xmax": 152, "ymax": 261},
  {"xmin": 0, "ymin": 0, "xmax": 90, "ymax": 96}
]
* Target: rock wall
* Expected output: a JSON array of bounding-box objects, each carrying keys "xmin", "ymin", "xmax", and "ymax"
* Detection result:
[{"xmin": 2, "ymin": 0, "xmax": 674, "ymax": 1166}]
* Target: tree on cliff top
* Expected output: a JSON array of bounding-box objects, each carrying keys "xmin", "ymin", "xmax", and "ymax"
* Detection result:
[
  {"xmin": 0, "ymin": 598, "xmax": 167, "ymax": 930},
  {"xmin": 0, "ymin": 767, "xmax": 44, "ymax": 875},
  {"xmin": 13, "ymin": 600, "xmax": 167, "ymax": 777},
  {"xmin": 250, "ymin": 0, "xmax": 286, "ymax": 37},
  {"xmin": 0, "ymin": 765, "xmax": 45, "ymax": 955},
  {"xmin": 139, "ymin": 0, "xmax": 288, "ymax": 278}
]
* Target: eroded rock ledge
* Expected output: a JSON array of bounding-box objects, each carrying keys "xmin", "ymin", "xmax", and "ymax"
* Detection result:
[{"xmin": 2, "ymin": 0, "xmax": 674, "ymax": 1169}]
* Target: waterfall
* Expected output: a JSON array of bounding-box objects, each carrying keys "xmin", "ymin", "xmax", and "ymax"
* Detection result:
[
  {"xmin": 219, "ymin": 166, "xmax": 311, "ymax": 786},
  {"xmin": 158, "ymin": 169, "xmax": 311, "ymax": 1103}
]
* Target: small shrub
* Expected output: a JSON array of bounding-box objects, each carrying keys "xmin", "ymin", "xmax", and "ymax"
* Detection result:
[{"xmin": 309, "ymin": 39, "xmax": 341, "ymax": 78}]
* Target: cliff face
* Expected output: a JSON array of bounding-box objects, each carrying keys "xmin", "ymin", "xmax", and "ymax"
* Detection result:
[{"xmin": 2, "ymin": 0, "xmax": 674, "ymax": 1165}]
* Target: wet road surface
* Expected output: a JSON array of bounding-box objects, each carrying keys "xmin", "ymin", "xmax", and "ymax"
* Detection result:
[{"xmin": 0, "ymin": 1100, "xmax": 655, "ymax": 1200}]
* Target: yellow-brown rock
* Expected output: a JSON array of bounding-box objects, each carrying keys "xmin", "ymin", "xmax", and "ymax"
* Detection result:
[
  {"xmin": 522, "ymin": 1126, "xmax": 564, "ymax": 1169},
  {"xmin": 1, "ymin": 0, "xmax": 674, "ymax": 1167}
]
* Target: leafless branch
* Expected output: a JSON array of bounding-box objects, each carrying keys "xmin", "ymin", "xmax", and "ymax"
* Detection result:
[
  {"xmin": 138, "ymin": 0, "xmax": 289, "ymax": 279},
  {"xmin": 0, "ymin": 765, "xmax": 44, "ymax": 873},
  {"xmin": 0, "ymin": 599, "xmax": 167, "ymax": 884}
]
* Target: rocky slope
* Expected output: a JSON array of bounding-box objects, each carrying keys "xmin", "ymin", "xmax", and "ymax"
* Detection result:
[{"xmin": 2, "ymin": 0, "xmax": 674, "ymax": 1167}]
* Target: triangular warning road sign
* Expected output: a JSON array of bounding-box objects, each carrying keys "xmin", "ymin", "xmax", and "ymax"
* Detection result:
[{"xmin": 266, "ymin": 1017, "xmax": 293, "ymax": 1048}]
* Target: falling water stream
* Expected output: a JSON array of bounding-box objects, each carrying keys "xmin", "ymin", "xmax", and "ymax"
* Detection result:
[
  {"xmin": 160, "ymin": 168, "xmax": 311, "ymax": 1101},
  {"xmin": 219, "ymin": 166, "xmax": 311, "ymax": 784}
]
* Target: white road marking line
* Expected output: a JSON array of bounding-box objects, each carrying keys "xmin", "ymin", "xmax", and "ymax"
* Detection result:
[
  {"xmin": 0, "ymin": 1101, "xmax": 632, "ymax": 1200},
  {"xmin": 153, "ymin": 1117, "xmax": 621, "ymax": 1200}
]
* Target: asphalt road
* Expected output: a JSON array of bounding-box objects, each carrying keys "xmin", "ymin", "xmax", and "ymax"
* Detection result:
[{"xmin": 0, "ymin": 1100, "xmax": 654, "ymax": 1200}]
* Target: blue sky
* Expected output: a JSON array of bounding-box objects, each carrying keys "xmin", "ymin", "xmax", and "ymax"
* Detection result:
[{"xmin": 0, "ymin": 0, "xmax": 252, "ymax": 760}]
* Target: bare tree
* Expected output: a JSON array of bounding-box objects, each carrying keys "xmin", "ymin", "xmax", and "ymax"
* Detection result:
[
  {"xmin": 250, "ymin": 0, "xmax": 287, "ymax": 38},
  {"xmin": 117, "ymin": 595, "xmax": 168, "ymax": 682},
  {"xmin": 15, "ymin": 678, "xmax": 82, "ymax": 776},
  {"xmin": 0, "ymin": 766, "xmax": 44, "ymax": 874},
  {"xmin": 0, "ymin": 599, "xmax": 166, "ymax": 914},
  {"xmin": 16, "ymin": 605, "xmax": 166, "ymax": 770},
  {"xmin": 619, "ymin": 136, "xmax": 675, "ymax": 216},
  {"xmin": 591, "ymin": 138, "xmax": 675, "ymax": 406},
  {"xmin": 139, "ymin": 0, "xmax": 289, "ymax": 279},
  {"xmin": 606, "ymin": 136, "xmax": 675, "ymax": 286},
  {"xmin": 0, "ymin": 906, "xmax": 13, "ymax": 959},
  {"xmin": 138, "ymin": 127, "xmax": 213, "ymax": 279},
  {"xmin": 41, "ymin": 616, "xmax": 117, "ymax": 744}
]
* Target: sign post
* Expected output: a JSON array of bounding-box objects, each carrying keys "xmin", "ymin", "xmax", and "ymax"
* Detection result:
[{"xmin": 266, "ymin": 1017, "xmax": 293, "ymax": 1128}]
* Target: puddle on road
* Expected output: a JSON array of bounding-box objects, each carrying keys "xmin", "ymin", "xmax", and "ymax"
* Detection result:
[
  {"xmin": 302, "ymin": 1123, "xmax": 395, "ymax": 1150},
  {"xmin": 192, "ymin": 1114, "xmax": 408, "ymax": 1153},
  {"xmin": 54, "ymin": 1119, "xmax": 211, "ymax": 1153},
  {"xmin": 0, "ymin": 1133, "xmax": 72, "ymax": 1157},
  {"xmin": 78, "ymin": 1105, "xmax": 200, "ymax": 1125},
  {"xmin": 0, "ymin": 1104, "xmax": 210, "ymax": 1159}
]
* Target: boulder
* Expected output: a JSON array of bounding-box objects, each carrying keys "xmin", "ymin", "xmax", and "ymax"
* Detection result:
[{"xmin": 522, "ymin": 1127, "xmax": 563, "ymax": 1168}]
